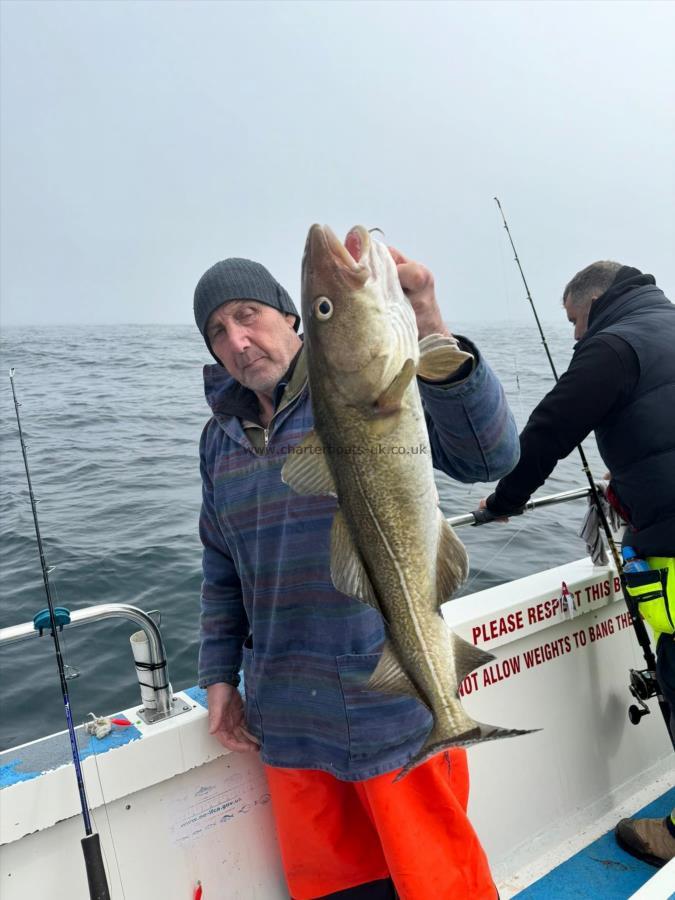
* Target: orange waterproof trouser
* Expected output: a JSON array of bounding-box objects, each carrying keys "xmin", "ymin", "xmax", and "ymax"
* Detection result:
[{"xmin": 264, "ymin": 750, "xmax": 497, "ymax": 900}]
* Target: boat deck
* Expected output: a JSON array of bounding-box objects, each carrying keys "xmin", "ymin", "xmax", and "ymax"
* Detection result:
[{"xmin": 507, "ymin": 786, "xmax": 675, "ymax": 899}]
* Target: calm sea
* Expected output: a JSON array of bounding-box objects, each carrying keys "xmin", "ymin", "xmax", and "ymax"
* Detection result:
[{"xmin": 0, "ymin": 322, "xmax": 604, "ymax": 750}]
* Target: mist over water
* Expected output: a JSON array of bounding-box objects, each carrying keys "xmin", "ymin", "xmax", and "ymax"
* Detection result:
[{"xmin": 0, "ymin": 322, "xmax": 604, "ymax": 749}]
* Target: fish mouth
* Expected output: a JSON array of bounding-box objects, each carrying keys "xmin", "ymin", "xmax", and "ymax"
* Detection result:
[{"xmin": 305, "ymin": 224, "xmax": 371, "ymax": 289}]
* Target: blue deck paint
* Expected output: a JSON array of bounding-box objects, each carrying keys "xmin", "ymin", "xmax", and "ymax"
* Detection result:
[
  {"xmin": 183, "ymin": 685, "xmax": 208, "ymax": 709},
  {"xmin": 514, "ymin": 787, "xmax": 675, "ymax": 898},
  {"xmin": 183, "ymin": 681, "xmax": 245, "ymax": 709},
  {"xmin": 0, "ymin": 718, "xmax": 142, "ymax": 788}
]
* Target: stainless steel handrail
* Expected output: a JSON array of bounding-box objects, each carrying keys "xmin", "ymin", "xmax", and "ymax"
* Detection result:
[
  {"xmin": 447, "ymin": 486, "xmax": 593, "ymax": 528},
  {"xmin": 0, "ymin": 603, "xmax": 172, "ymax": 718}
]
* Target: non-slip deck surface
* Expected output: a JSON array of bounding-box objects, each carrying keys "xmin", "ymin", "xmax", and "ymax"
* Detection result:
[{"xmin": 514, "ymin": 787, "xmax": 675, "ymax": 898}]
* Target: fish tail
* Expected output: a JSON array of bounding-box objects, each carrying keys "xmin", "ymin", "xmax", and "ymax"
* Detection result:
[{"xmin": 394, "ymin": 721, "xmax": 536, "ymax": 782}]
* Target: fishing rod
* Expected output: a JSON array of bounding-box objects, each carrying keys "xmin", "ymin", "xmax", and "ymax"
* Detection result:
[
  {"xmin": 487, "ymin": 201, "xmax": 673, "ymax": 743},
  {"xmin": 8, "ymin": 369, "xmax": 111, "ymax": 900}
]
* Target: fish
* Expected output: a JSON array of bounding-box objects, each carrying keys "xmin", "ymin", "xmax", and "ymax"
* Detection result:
[{"xmin": 282, "ymin": 224, "xmax": 529, "ymax": 778}]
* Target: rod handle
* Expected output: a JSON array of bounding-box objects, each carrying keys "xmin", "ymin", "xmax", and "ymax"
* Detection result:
[{"xmin": 81, "ymin": 833, "xmax": 111, "ymax": 900}]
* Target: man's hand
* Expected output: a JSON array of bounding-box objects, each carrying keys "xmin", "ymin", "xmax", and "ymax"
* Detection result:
[
  {"xmin": 388, "ymin": 246, "xmax": 451, "ymax": 339},
  {"xmin": 207, "ymin": 682, "xmax": 260, "ymax": 752},
  {"xmin": 479, "ymin": 496, "xmax": 510, "ymax": 523}
]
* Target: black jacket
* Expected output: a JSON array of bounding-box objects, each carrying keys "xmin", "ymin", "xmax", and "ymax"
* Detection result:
[{"xmin": 487, "ymin": 272, "xmax": 675, "ymax": 556}]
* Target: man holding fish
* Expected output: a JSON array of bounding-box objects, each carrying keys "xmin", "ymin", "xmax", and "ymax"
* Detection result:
[{"xmin": 193, "ymin": 226, "xmax": 520, "ymax": 899}]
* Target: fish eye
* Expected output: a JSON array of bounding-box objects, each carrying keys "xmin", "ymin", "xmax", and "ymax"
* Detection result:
[{"xmin": 314, "ymin": 297, "xmax": 334, "ymax": 320}]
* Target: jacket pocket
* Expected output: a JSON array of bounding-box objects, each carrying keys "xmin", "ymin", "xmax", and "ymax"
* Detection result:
[
  {"xmin": 336, "ymin": 652, "xmax": 431, "ymax": 761},
  {"xmin": 241, "ymin": 643, "xmax": 264, "ymax": 742},
  {"xmin": 624, "ymin": 567, "xmax": 674, "ymax": 635}
]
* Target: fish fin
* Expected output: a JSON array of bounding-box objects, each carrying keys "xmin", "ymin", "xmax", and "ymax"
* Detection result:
[
  {"xmin": 450, "ymin": 630, "xmax": 495, "ymax": 683},
  {"xmin": 394, "ymin": 721, "xmax": 537, "ymax": 781},
  {"xmin": 374, "ymin": 358, "xmax": 416, "ymax": 415},
  {"xmin": 436, "ymin": 512, "xmax": 470, "ymax": 606},
  {"xmin": 281, "ymin": 431, "xmax": 336, "ymax": 496},
  {"xmin": 367, "ymin": 641, "xmax": 424, "ymax": 701},
  {"xmin": 417, "ymin": 334, "xmax": 473, "ymax": 381},
  {"xmin": 330, "ymin": 510, "xmax": 380, "ymax": 610}
]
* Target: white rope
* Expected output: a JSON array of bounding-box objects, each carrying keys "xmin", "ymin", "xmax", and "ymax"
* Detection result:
[{"xmin": 84, "ymin": 713, "xmax": 113, "ymax": 740}]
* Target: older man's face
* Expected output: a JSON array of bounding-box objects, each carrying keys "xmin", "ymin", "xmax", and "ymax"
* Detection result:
[
  {"xmin": 563, "ymin": 295, "xmax": 592, "ymax": 341},
  {"xmin": 206, "ymin": 300, "xmax": 301, "ymax": 395}
]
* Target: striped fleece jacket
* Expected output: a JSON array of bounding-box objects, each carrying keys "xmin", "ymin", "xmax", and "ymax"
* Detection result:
[{"xmin": 198, "ymin": 337, "xmax": 519, "ymax": 779}]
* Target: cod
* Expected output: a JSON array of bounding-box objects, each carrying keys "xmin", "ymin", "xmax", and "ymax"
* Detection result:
[{"xmin": 282, "ymin": 224, "xmax": 527, "ymax": 778}]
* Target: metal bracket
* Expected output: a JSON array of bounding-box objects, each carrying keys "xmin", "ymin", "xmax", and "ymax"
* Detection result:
[{"xmin": 135, "ymin": 695, "xmax": 192, "ymax": 725}]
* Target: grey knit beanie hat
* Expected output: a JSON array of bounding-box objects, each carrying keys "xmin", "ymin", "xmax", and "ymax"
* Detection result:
[{"xmin": 194, "ymin": 258, "xmax": 300, "ymax": 362}]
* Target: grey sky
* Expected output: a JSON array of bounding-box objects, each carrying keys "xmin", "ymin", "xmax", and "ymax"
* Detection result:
[{"xmin": 1, "ymin": 0, "xmax": 674, "ymax": 328}]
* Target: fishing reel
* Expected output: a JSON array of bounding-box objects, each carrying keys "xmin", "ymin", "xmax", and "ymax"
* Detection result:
[{"xmin": 627, "ymin": 668, "xmax": 659, "ymax": 724}]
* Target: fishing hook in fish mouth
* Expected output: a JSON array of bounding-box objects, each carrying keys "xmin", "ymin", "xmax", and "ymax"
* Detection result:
[{"xmin": 368, "ymin": 227, "xmax": 385, "ymax": 239}]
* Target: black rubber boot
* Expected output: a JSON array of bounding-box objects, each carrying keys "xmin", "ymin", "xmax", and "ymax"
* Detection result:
[{"xmin": 313, "ymin": 878, "xmax": 398, "ymax": 899}]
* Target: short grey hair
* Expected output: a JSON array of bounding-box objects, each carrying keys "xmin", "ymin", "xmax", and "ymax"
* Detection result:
[{"xmin": 563, "ymin": 260, "xmax": 623, "ymax": 307}]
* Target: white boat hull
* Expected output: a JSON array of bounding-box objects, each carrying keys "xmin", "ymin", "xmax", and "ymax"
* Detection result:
[{"xmin": 1, "ymin": 557, "xmax": 672, "ymax": 898}]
